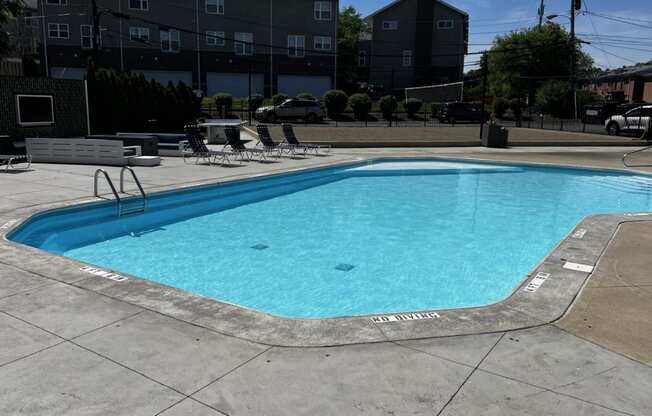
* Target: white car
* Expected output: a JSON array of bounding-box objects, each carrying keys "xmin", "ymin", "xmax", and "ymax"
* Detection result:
[{"xmin": 605, "ymin": 105, "xmax": 652, "ymax": 136}]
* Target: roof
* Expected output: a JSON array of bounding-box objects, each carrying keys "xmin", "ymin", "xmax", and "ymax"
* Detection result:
[
  {"xmin": 596, "ymin": 62, "xmax": 652, "ymax": 81},
  {"xmin": 365, "ymin": 0, "xmax": 468, "ymax": 20}
]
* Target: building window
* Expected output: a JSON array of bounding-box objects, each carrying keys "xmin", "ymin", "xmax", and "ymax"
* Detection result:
[
  {"xmin": 288, "ymin": 35, "xmax": 305, "ymax": 58},
  {"xmin": 129, "ymin": 0, "xmax": 148, "ymax": 11},
  {"xmin": 129, "ymin": 27, "xmax": 150, "ymax": 42},
  {"xmin": 48, "ymin": 23, "xmax": 69, "ymax": 39},
  {"xmin": 234, "ymin": 32, "xmax": 253, "ymax": 56},
  {"xmin": 402, "ymin": 50, "xmax": 412, "ymax": 67},
  {"xmin": 382, "ymin": 20, "xmax": 398, "ymax": 30},
  {"xmin": 160, "ymin": 30, "xmax": 180, "ymax": 52},
  {"xmin": 80, "ymin": 25, "xmax": 92, "ymax": 49},
  {"xmin": 313, "ymin": 35, "xmax": 331, "ymax": 51},
  {"xmin": 358, "ymin": 51, "xmax": 367, "ymax": 66},
  {"xmin": 206, "ymin": 0, "xmax": 224, "ymax": 14},
  {"xmin": 206, "ymin": 30, "xmax": 225, "ymax": 46},
  {"xmin": 46, "ymin": 0, "xmax": 67, "ymax": 5},
  {"xmin": 437, "ymin": 19, "xmax": 454, "ymax": 29},
  {"xmin": 314, "ymin": 1, "xmax": 332, "ymax": 20}
]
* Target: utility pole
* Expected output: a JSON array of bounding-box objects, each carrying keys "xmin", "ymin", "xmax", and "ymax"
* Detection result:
[
  {"xmin": 538, "ymin": 0, "xmax": 545, "ymax": 27},
  {"xmin": 479, "ymin": 52, "xmax": 488, "ymax": 140},
  {"xmin": 91, "ymin": 0, "xmax": 100, "ymax": 67},
  {"xmin": 570, "ymin": 0, "xmax": 579, "ymax": 120}
]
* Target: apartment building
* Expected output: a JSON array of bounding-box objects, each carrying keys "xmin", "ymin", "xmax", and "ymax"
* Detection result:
[
  {"xmin": 586, "ymin": 62, "xmax": 652, "ymax": 103},
  {"xmin": 38, "ymin": 0, "xmax": 338, "ymax": 97},
  {"xmin": 358, "ymin": 0, "xmax": 468, "ymax": 92}
]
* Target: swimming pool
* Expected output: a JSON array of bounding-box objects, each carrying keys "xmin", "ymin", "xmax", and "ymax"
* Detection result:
[{"xmin": 9, "ymin": 159, "xmax": 652, "ymax": 318}]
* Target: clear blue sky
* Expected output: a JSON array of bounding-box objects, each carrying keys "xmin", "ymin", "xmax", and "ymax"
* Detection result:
[{"xmin": 345, "ymin": 0, "xmax": 652, "ymax": 70}]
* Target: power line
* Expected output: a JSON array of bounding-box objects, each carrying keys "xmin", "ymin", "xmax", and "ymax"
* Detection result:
[{"xmin": 583, "ymin": 0, "xmax": 611, "ymax": 67}]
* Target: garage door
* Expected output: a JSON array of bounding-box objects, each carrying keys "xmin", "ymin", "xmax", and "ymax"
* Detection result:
[
  {"xmin": 277, "ymin": 75, "xmax": 332, "ymax": 98},
  {"xmin": 138, "ymin": 70, "xmax": 193, "ymax": 86},
  {"xmin": 206, "ymin": 73, "xmax": 264, "ymax": 97},
  {"xmin": 51, "ymin": 67, "xmax": 86, "ymax": 80}
]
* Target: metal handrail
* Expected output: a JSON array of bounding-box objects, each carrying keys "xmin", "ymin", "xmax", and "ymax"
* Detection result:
[
  {"xmin": 120, "ymin": 166, "xmax": 148, "ymax": 214},
  {"xmin": 623, "ymin": 144, "xmax": 652, "ymax": 167},
  {"xmin": 94, "ymin": 169, "xmax": 121, "ymax": 216}
]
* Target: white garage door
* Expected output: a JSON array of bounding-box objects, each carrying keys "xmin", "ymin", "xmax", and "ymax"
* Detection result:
[
  {"xmin": 277, "ymin": 75, "xmax": 332, "ymax": 98},
  {"xmin": 138, "ymin": 70, "xmax": 193, "ymax": 86},
  {"xmin": 206, "ymin": 73, "xmax": 264, "ymax": 97},
  {"xmin": 51, "ymin": 67, "xmax": 86, "ymax": 80}
]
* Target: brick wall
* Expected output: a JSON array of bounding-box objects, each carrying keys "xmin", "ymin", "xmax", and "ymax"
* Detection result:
[{"xmin": 0, "ymin": 76, "xmax": 88, "ymax": 139}]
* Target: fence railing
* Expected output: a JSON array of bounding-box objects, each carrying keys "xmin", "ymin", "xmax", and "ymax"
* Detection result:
[{"xmin": 198, "ymin": 105, "xmax": 650, "ymax": 138}]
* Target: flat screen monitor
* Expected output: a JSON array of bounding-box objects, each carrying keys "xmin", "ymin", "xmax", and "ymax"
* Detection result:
[{"xmin": 15, "ymin": 94, "xmax": 55, "ymax": 127}]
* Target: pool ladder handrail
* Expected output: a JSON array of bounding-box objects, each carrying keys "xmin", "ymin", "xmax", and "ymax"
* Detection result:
[
  {"xmin": 623, "ymin": 144, "xmax": 652, "ymax": 168},
  {"xmin": 94, "ymin": 168, "xmax": 147, "ymax": 216}
]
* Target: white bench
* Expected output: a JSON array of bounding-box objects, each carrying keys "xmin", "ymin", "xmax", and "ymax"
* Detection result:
[
  {"xmin": 26, "ymin": 138, "xmax": 141, "ymax": 166},
  {"xmin": 116, "ymin": 132, "xmax": 188, "ymax": 157}
]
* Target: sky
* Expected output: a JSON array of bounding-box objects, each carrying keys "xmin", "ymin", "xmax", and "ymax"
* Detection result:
[{"xmin": 346, "ymin": 0, "xmax": 652, "ymax": 70}]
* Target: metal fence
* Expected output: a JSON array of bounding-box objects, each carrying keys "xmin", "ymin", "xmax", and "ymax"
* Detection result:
[{"xmin": 200, "ymin": 105, "xmax": 651, "ymax": 139}]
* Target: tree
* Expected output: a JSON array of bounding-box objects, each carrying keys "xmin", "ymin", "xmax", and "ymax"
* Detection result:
[
  {"xmin": 536, "ymin": 80, "xmax": 570, "ymax": 118},
  {"xmin": 337, "ymin": 6, "xmax": 367, "ymax": 94},
  {"xmin": 487, "ymin": 23, "xmax": 596, "ymax": 103},
  {"xmin": 0, "ymin": 0, "xmax": 25, "ymax": 58}
]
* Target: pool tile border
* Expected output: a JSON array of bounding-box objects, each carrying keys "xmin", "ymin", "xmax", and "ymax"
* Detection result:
[{"xmin": 1, "ymin": 158, "xmax": 651, "ymax": 347}]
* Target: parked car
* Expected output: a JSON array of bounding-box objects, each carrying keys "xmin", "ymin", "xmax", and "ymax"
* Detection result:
[
  {"xmin": 583, "ymin": 102, "xmax": 645, "ymax": 124},
  {"xmin": 605, "ymin": 105, "xmax": 652, "ymax": 136},
  {"xmin": 255, "ymin": 99, "xmax": 325, "ymax": 123},
  {"xmin": 436, "ymin": 102, "xmax": 489, "ymax": 124}
]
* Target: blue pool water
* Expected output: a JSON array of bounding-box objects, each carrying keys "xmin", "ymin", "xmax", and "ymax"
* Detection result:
[{"xmin": 10, "ymin": 160, "xmax": 652, "ymax": 318}]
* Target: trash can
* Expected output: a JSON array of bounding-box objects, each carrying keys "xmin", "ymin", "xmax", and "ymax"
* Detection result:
[{"xmin": 481, "ymin": 123, "xmax": 509, "ymax": 148}]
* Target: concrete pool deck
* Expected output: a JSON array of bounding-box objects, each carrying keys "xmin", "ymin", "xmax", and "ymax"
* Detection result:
[{"xmin": 1, "ymin": 147, "xmax": 651, "ymax": 415}]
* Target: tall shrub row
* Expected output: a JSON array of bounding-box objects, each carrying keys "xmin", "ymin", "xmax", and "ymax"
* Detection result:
[{"xmin": 86, "ymin": 65, "xmax": 201, "ymax": 134}]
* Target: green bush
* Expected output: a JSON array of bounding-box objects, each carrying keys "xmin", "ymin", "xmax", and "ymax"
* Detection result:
[
  {"xmin": 213, "ymin": 93, "xmax": 233, "ymax": 118},
  {"xmin": 348, "ymin": 93, "xmax": 372, "ymax": 121},
  {"xmin": 509, "ymin": 98, "xmax": 525, "ymax": 120},
  {"xmin": 272, "ymin": 93, "xmax": 289, "ymax": 105},
  {"xmin": 379, "ymin": 95, "xmax": 398, "ymax": 121},
  {"xmin": 297, "ymin": 92, "xmax": 316, "ymax": 101},
  {"xmin": 493, "ymin": 97, "xmax": 509, "ymax": 119},
  {"xmin": 323, "ymin": 90, "xmax": 349, "ymax": 118},
  {"xmin": 248, "ymin": 94, "xmax": 264, "ymax": 112},
  {"xmin": 405, "ymin": 98, "xmax": 423, "ymax": 118},
  {"xmin": 430, "ymin": 102, "xmax": 444, "ymax": 118},
  {"xmin": 536, "ymin": 80, "xmax": 570, "ymax": 118}
]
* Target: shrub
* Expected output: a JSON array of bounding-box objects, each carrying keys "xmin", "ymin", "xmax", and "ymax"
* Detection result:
[
  {"xmin": 493, "ymin": 97, "xmax": 509, "ymax": 119},
  {"xmin": 379, "ymin": 95, "xmax": 398, "ymax": 121},
  {"xmin": 509, "ymin": 98, "xmax": 525, "ymax": 120},
  {"xmin": 323, "ymin": 90, "xmax": 349, "ymax": 118},
  {"xmin": 405, "ymin": 98, "xmax": 423, "ymax": 118},
  {"xmin": 213, "ymin": 93, "xmax": 233, "ymax": 118},
  {"xmin": 430, "ymin": 102, "xmax": 444, "ymax": 118},
  {"xmin": 297, "ymin": 92, "xmax": 316, "ymax": 101},
  {"xmin": 272, "ymin": 93, "xmax": 289, "ymax": 105},
  {"xmin": 348, "ymin": 93, "xmax": 372, "ymax": 121},
  {"xmin": 86, "ymin": 62, "xmax": 200, "ymax": 134},
  {"xmin": 248, "ymin": 94, "xmax": 264, "ymax": 112},
  {"xmin": 536, "ymin": 80, "xmax": 570, "ymax": 118}
]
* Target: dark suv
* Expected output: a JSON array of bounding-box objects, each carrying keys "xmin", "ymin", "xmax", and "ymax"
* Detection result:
[
  {"xmin": 255, "ymin": 99, "xmax": 325, "ymax": 123},
  {"xmin": 436, "ymin": 102, "xmax": 489, "ymax": 124}
]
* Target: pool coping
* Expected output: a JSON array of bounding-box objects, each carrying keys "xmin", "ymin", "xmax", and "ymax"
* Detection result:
[{"xmin": 1, "ymin": 156, "xmax": 652, "ymax": 347}]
